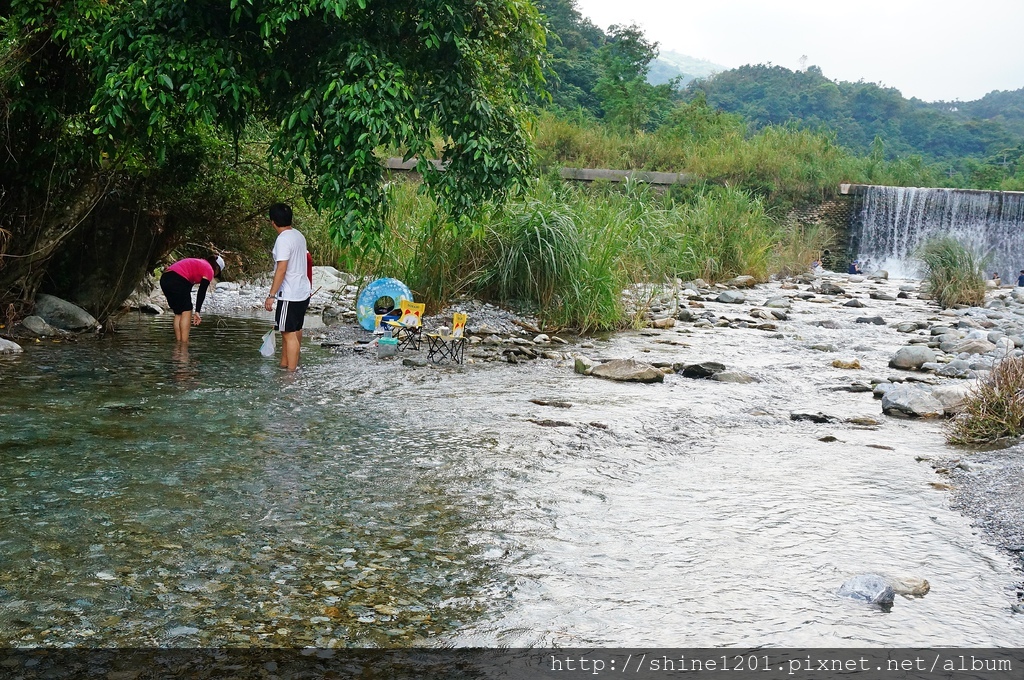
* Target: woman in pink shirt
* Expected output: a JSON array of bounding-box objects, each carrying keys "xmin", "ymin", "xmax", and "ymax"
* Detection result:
[{"xmin": 159, "ymin": 255, "xmax": 225, "ymax": 342}]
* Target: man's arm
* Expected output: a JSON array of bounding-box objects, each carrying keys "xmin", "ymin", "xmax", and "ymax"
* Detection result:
[{"xmin": 264, "ymin": 260, "xmax": 289, "ymax": 312}]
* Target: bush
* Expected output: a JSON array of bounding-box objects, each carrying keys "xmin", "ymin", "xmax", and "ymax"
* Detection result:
[
  {"xmin": 948, "ymin": 356, "xmax": 1024, "ymax": 445},
  {"xmin": 919, "ymin": 237, "xmax": 987, "ymax": 308}
]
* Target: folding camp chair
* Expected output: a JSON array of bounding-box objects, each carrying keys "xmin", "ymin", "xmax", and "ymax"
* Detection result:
[
  {"xmin": 384, "ymin": 299, "xmax": 425, "ymax": 350},
  {"xmin": 426, "ymin": 312, "xmax": 467, "ymax": 364}
]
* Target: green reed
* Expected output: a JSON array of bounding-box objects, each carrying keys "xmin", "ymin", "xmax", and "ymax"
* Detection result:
[{"xmin": 919, "ymin": 236, "xmax": 988, "ymax": 309}]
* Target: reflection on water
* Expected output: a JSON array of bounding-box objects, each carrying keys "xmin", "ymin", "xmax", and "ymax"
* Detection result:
[{"xmin": 1, "ymin": 310, "xmax": 1023, "ymax": 647}]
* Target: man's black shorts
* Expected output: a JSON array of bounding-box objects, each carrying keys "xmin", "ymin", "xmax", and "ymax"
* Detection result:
[
  {"xmin": 275, "ymin": 297, "xmax": 310, "ymax": 333},
  {"xmin": 159, "ymin": 271, "xmax": 193, "ymax": 314}
]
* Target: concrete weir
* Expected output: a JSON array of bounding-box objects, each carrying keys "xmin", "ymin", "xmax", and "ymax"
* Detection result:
[{"xmin": 842, "ymin": 183, "xmax": 1024, "ymax": 279}]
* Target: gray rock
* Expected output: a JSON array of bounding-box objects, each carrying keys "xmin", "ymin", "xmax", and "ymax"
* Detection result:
[
  {"xmin": 764, "ymin": 296, "xmax": 792, "ymax": 309},
  {"xmin": 838, "ymin": 574, "xmax": 895, "ymax": 607},
  {"xmin": 726, "ymin": 275, "xmax": 756, "ymax": 288},
  {"xmin": 590, "ymin": 358, "xmax": 664, "ymax": 383},
  {"xmin": 936, "ymin": 359, "xmax": 972, "ymax": 378},
  {"xmin": 0, "ymin": 338, "xmax": 23, "ymax": 354},
  {"xmin": 808, "ymin": 343, "xmax": 838, "ymax": 352},
  {"xmin": 712, "ymin": 370, "xmax": 759, "ymax": 384},
  {"xmin": 22, "ymin": 315, "xmax": 63, "ymax": 337},
  {"xmin": 790, "ymin": 411, "xmax": 840, "ymax": 424},
  {"xmin": 930, "ymin": 383, "xmax": 975, "ymax": 413},
  {"xmin": 868, "ymin": 270, "xmax": 889, "ymax": 280},
  {"xmin": 951, "ymin": 339, "xmax": 998, "ymax": 355},
  {"xmin": 881, "ymin": 385, "xmax": 946, "ymax": 418},
  {"xmin": 717, "ymin": 290, "xmax": 745, "ymax": 304},
  {"xmin": 873, "ymin": 382, "xmax": 894, "ymax": 398},
  {"xmin": 844, "ymin": 298, "xmax": 867, "ymax": 308},
  {"xmin": 869, "ymin": 292, "xmax": 897, "ymax": 301},
  {"xmin": 889, "ymin": 346, "xmax": 936, "ymax": 370},
  {"xmin": 402, "ymin": 357, "xmax": 428, "ymax": 367},
  {"xmin": 856, "ymin": 316, "xmax": 886, "ymax": 325},
  {"xmin": 896, "ymin": 322, "xmax": 919, "ymax": 333},
  {"xmin": 574, "ymin": 355, "xmax": 598, "ymax": 375},
  {"xmin": 34, "ymin": 294, "xmax": 99, "ymax": 331},
  {"xmin": 677, "ymin": 361, "xmax": 727, "ymax": 379},
  {"xmin": 322, "ymin": 306, "xmax": 347, "ymax": 324},
  {"xmin": 819, "ymin": 282, "xmax": 846, "ymax": 295},
  {"xmin": 650, "ymin": 317, "xmax": 675, "ymax": 329}
]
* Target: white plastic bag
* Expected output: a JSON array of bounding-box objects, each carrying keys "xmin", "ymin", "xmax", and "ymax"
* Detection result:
[{"xmin": 259, "ymin": 330, "xmax": 276, "ymax": 357}]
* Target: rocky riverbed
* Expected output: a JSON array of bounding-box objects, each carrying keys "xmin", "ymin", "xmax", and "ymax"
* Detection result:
[
  {"xmin": 125, "ymin": 266, "xmax": 1024, "ymax": 599},
  {"xmin": 7, "ymin": 265, "xmax": 1024, "ymax": 622}
]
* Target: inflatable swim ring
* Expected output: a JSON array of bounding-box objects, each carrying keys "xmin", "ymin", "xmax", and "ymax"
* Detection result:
[{"xmin": 356, "ymin": 278, "xmax": 413, "ymax": 331}]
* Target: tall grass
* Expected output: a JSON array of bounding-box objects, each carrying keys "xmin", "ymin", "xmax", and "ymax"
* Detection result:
[
  {"xmin": 343, "ymin": 176, "xmax": 792, "ymax": 331},
  {"xmin": 666, "ymin": 186, "xmax": 777, "ymax": 281},
  {"xmin": 948, "ymin": 356, "xmax": 1024, "ymax": 445},
  {"xmin": 919, "ymin": 237, "xmax": 987, "ymax": 308},
  {"xmin": 532, "ymin": 106, "xmax": 944, "ymax": 207},
  {"xmin": 772, "ymin": 221, "xmax": 837, "ymax": 278},
  {"xmin": 314, "ymin": 102, "xmax": 949, "ymax": 330}
]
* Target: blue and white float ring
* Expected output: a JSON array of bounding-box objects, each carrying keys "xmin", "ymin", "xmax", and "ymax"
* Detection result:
[{"xmin": 356, "ymin": 278, "xmax": 413, "ymax": 331}]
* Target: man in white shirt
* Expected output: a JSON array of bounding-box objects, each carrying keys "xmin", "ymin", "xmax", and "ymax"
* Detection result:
[{"xmin": 263, "ymin": 203, "xmax": 312, "ymax": 371}]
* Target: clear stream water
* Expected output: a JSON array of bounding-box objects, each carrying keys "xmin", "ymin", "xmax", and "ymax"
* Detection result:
[{"xmin": 1, "ymin": 307, "xmax": 1022, "ymax": 647}]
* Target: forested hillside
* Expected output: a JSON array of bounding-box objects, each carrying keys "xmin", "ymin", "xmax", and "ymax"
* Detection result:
[
  {"xmin": 930, "ymin": 89, "xmax": 1024, "ymax": 138},
  {"xmin": 531, "ymin": 0, "xmax": 1024, "ymax": 188},
  {"xmin": 686, "ymin": 64, "xmax": 1022, "ymax": 162}
]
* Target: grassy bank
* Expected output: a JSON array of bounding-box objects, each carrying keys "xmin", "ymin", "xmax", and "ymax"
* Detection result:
[
  {"xmin": 299, "ymin": 104, "xmax": 949, "ymax": 331},
  {"xmin": 327, "ymin": 176, "xmax": 831, "ymax": 331}
]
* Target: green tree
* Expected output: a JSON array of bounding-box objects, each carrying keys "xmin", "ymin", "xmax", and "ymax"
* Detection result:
[
  {"xmin": 533, "ymin": 0, "xmax": 606, "ymax": 115},
  {"xmin": 593, "ymin": 24, "xmax": 677, "ymax": 131},
  {"xmin": 0, "ymin": 0, "xmax": 546, "ymax": 314}
]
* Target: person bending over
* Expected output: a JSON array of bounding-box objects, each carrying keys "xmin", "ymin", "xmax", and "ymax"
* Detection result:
[
  {"xmin": 159, "ymin": 255, "xmax": 225, "ymax": 342},
  {"xmin": 263, "ymin": 203, "xmax": 311, "ymax": 371}
]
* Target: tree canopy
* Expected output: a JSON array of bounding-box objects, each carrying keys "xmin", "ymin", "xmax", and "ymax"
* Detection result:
[
  {"xmin": 0, "ymin": 0, "xmax": 547, "ymax": 312},
  {"xmin": 685, "ymin": 64, "xmax": 1020, "ymax": 162}
]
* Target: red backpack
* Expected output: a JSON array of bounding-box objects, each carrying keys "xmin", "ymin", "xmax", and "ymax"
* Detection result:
[{"xmin": 306, "ymin": 251, "xmax": 313, "ymax": 286}]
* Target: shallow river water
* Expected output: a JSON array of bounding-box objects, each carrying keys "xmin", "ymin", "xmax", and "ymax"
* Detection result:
[{"xmin": 1, "ymin": 298, "xmax": 1023, "ymax": 647}]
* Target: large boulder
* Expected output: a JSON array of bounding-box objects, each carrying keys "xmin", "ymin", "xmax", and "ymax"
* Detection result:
[
  {"xmin": 311, "ymin": 266, "xmax": 354, "ymax": 293},
  {"xmin": 0, "ymin": 338, "xmax": 23, "ymax": 354},
  {"xmin": 930, "ymin": 383, "xmax": 975, "ymax": 413},
  {"xmin": 590, "ymin": 358, "xmax": 664, "ymax": 383},
  {"xmin": 33, "ymin": 294, "xmax": 99, "ymax": 332},
  {"xmin": 889, "ymin": 346, "xmax": 936, "ymax": 370},
  {"xmin": 881, "ymin": 385, "xmax": 946, "ymax": 418}
]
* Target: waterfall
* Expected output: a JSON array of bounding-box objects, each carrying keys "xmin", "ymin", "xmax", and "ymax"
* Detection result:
[{"xmin": 849, "ymin": 185, "xmax": 1024, "ymax": 281}]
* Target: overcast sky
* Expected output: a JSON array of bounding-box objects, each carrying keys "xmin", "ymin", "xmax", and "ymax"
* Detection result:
[{"xmin": 573, "ymin": 0, "xmax": 1024, "ymax": 102}]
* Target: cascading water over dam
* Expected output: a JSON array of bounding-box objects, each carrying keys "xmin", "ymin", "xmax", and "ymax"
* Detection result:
[{"xmin": 847, "ymin": 185, "xmax": 1024, "ymax": 280}]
